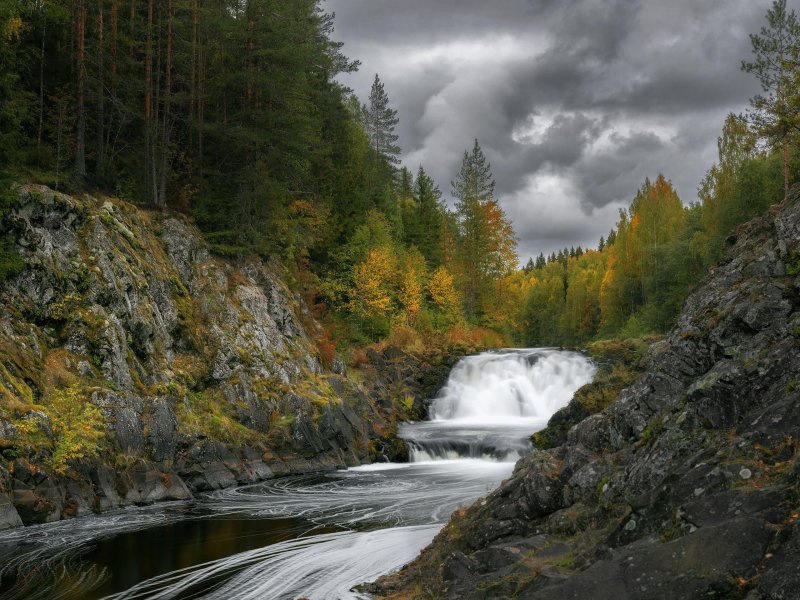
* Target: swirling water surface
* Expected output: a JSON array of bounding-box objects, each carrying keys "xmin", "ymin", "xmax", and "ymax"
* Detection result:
[{"xmin": 0, "ymin": 349, "xmax": 594, "ymax": 599}]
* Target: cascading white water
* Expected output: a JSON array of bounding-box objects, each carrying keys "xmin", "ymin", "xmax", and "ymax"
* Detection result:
[
  {"xmin": 0, "ymin": 349, "xmax": 596, "ymax": 600},
  {"xmin": 401, "ymin": 349, "xmax": 596, "ymax": 462},
  {"xmin": 431, "ymin": 349, "xmax": 596, "ymax": 422}
]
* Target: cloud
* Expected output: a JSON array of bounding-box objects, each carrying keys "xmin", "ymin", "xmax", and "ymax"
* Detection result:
[
  {"xmin": 325, "ymin": 0, "xmax": 772, "ymax": 257},
  {"xmin": 505, "ymin": 170, "xmax": 627, "ymax": 260}
]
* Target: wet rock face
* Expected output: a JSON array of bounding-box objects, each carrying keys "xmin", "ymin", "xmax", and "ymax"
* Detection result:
[
  {"xmin": 0, "ymin": 185, "xmax": 453, "ymax": 529},
  {"xmin": 377, "ymin": 200, "xmax": 800, "ymax": 598}
]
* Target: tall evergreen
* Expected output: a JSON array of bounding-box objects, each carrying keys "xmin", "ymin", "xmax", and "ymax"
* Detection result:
[
  {"xmin": 452, "ymin": 139, "xmax": 495, "ymax": 207},
  {"xmin": 414, "ymin": 166, "xmax": 445, "ymax": 267},
  {"xmin": 742, "ymin": 0, "xmax": 800, "ymax": 201},
  {"xmin": 366, "ymin": 73, "xmax": 401, "ymax": 165},
  {"xmin": 452, "ymin": 139, "xmax": 515, "ymax": 318}
]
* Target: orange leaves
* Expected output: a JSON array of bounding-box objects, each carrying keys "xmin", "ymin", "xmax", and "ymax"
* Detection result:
[
  {"xmin": 481, "ymin": 200, "xmax": 518, "ymax": 278},
  {"xmin": 3, "ymin": 16, "xmax": 23, "ymax": 42},
  {"xmin": 315, "ymin": 328, "xmax": 336, "ymax": 370}
]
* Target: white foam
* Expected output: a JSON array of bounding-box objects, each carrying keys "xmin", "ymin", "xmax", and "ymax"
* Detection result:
[{"xmin": 430, "ymin": 349, "xmax": 595, "ymax": 422}]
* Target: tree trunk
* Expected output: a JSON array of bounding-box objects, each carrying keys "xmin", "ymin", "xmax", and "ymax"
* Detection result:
[
  {"xmin": 189, "ymin": 0, "xmax": 198, "ymax": 128},
  {"xmin": 145, "ymin": 0, "xmax": 155, "ymax": 203},
  {"xmin": 56, "ymin": 102, "xmax": 66, "ymax": 190},
  {"xmin": 245, "ymin": 4, "xmax": 253, "ymax": 108},
  {"xmin": 158, "ymin": 0, "xmax": 173, "ymax": 208},
  {"xmin": 36, "ymin": 14, "xmax": 46, "ymax": 163},
  {"xmin": 198, "ymin": 35, "xmax": 205, "ymax": 171},
  {"xmin": 784, "ymin": 135, "xmax": 789, "ymax": 202},
  {"xmin": 74, "ymin": 0, "xmax": 87, "ymax": 182},
  {"xmin": 129, "ymin": 0, "xmax": 135, "ymax": 58},
  {"xmin": 95, "ymin": 0, "xmax": 105, "ymax": 179},
  {"xmin": 110, "ymin": 1, "xmax": 117, "ymax": 91}
]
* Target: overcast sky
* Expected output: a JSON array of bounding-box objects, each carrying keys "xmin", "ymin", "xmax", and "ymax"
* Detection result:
[{"xmin": 325, "ymin": 0, "xmax": 773, "ymax": 261}]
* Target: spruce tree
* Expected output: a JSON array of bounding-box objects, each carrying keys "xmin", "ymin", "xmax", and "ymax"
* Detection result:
[
  {"xmin": 452, "ymin": 139, "xmax": 515, "ymax": 318},
  {"xmin": 452, "ymin": 140, "xmax": 495, "ymax": 316},
  {"xmin": 742, "ymin": 0, "xmax": 800, "ymax": 201},
  {"xmin": 414, "ymin": 166, "xmax": 445, "ymax": 267},
  {"xmin": 366, "ymin": 74, "xmax": 401, "ymax": 164},
  {"xmin": 524, "ymin": 258, "xmax": 534, "ymax": 273}
]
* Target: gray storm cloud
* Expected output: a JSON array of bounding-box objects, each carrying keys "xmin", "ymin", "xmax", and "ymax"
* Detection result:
[{"xmin": 325, "ymin": 0, "xmax": 772, "ymax": 259}]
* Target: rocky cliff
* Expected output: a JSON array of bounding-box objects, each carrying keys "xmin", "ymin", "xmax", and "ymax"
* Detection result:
[
  {"xmin": 0, "ymin": 184, "xmax": 452, "ymax": 530},
  {"xmin": 373, "ymin": 199, "xmax": 800, "ymax": 598}
]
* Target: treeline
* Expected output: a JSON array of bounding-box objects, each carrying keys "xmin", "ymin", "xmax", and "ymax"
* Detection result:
[
  {"xmin": 0, "ymin": 1, "xmax": 518, "ymax": 346},
  {"xmin": 1, "ymin": 0, "xmax": 362, "ymax": 255},
  {"xmin": 315, "ymin": 138, "xmax": 517, "ymax": 342},
  {"xmin": 2, "ymin": 0, "xmax": 796, "ymax": 350},
  {"xmin": 508, "ymin": 0, "xmax": 800, "ymax": 346},
  {"xmin": 511, "ymin": 115, "xmax": 790, "ymax": 346}
]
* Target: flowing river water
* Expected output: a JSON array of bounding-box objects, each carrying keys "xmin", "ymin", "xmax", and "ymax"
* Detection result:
[{"xmin": 0, "ymin": 349, "xmax": 595, "ymax": 600}]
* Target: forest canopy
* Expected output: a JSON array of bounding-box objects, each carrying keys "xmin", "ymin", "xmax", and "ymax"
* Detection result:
[{"xmin": 0, "ymin": 0, "xmax": 796, "ymax": 351}]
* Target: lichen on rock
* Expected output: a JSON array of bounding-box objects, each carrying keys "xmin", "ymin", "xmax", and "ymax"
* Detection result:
[
  {"xmin": 0, "ymin": 185, "xmax": 452, "ymax": 529},
  {"xmin": 372, "ymin": 196, "xmax": 800, "ymax": 598}
]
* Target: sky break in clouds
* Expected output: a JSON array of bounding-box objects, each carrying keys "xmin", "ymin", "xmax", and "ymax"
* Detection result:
[{"xmin": 325, "ymin": 0, "xmax": 776, "ymax": 261}]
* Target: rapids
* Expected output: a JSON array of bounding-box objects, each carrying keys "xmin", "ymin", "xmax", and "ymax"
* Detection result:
[{"xmin": 0, "ymin": 349, "xmax": 594, "ymax": 600}]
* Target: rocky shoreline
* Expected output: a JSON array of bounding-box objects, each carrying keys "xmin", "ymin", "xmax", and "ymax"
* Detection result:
[
  {"xmin": 371, "ymin": 199, "xmax": 800, "ymax": 598},
  {"xmin": 0, "ymin": 185, "xmax": 455, "ymax": 530}
]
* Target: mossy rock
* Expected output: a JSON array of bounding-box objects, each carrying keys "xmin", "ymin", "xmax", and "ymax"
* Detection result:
[{"xmin": 532, "ymin": 337, "xmax": 658, "ymax": 449}]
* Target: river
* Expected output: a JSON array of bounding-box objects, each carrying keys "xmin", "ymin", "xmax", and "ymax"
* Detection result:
[{"xmin": 0, "ymin": 349, "xmax": 594, "ymax": 600}]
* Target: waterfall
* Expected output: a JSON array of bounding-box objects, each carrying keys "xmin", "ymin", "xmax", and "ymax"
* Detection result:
[
  {"xmin": 0, "ymin": 349, "xmax": 597, "ymax": 600},
  {"xmin": 431, "ymin": 349, "xmax": 596, "ymax": 421},
  {"xmin": 400, "ymin": 349, "xmax": 595, "ymax": 462}
]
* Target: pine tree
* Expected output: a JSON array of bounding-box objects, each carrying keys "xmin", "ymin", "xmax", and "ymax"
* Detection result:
[
  {"xmin": 452, "ymin": 139, "xmax": 495, "ymax": 207},
  {"xmin": 452, "ymin": 139, "xmax": 516, "ymax": 318},
  {"xmin": 74, "ymin": 0, "xmax": 87, "ymax": 182},
  {"xmin": 742, "ymin": 0, "xmax": 800, "ymax": 201},
  {"xmin": 366, "ymin": 74, "xmax": 400, "ymax": 164},
  {"xmin": 524, "ymin": 258, "xmax": 534, "ymax": 273},
  {"xmin": 452, "ymin": 139, "xmax": 494, "ymax": 316},
  {"xmin": 414, "ymin": 166, "xmax": 445, "ymax": 267}
]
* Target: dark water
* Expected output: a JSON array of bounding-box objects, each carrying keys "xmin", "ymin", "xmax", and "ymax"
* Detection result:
[
  {"xmin": 0, "ymin": 349, "xmax": 595, "ymax": 600},
  {"xmin": 0, "ymin": 507, "xmax": 329, "ymax": 600},
  {"xmin": 87, "ymin": 515, "xmax": 330, "ymax": 599}
]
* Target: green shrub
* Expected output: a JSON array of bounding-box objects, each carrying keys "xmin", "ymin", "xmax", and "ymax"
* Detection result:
[
  {"xmin": 786, "ymin": 249, "xmax": 800, "ymax": 277},
  {"xmin": 0, "ymin": 184, "xmax": 23, "ymax": 285},
  {"xmin": 0, "ymin": 237, "xmax": 23, "ymax": 283}
]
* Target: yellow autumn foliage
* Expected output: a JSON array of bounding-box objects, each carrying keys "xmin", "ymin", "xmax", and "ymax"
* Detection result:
[
  {"xmin": 46, "ymin": 385, "xmax": 106, "ymax": 474},
  {"xmin": 350, "ymin": 247, "xmax": 394, "ymax": 318},
  {"xmin": 428, "ymin": 266, "xmax": 461, "ymax": 317},
  {"xmin": 399, "ymin": 267, "xmax": 423, "ymax": 319}
]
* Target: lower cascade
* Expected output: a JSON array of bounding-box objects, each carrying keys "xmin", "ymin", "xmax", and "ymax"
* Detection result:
[
  {"xmin": 400, "ymin": 349, "xmax": 596, "ymax": 462},
  {"xmin": 0, "ymin": 349, "xmax": 594, "ymax": 600}
]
